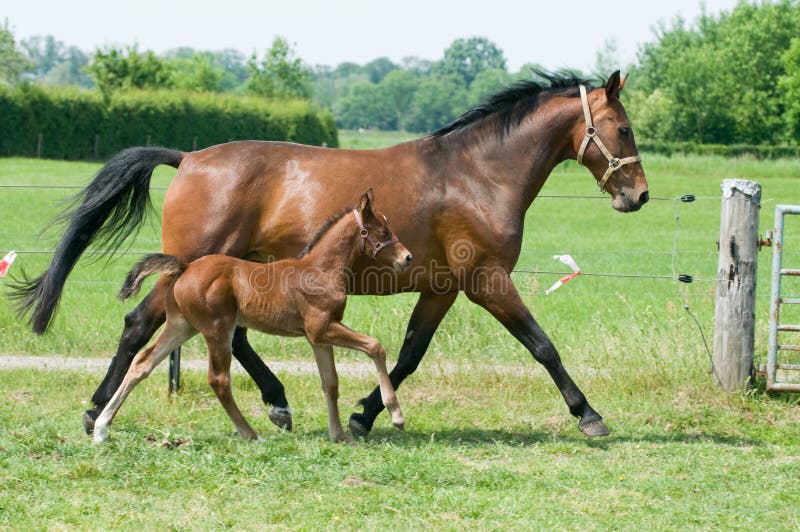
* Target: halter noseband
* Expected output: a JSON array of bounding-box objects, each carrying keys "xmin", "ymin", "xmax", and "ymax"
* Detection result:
[
  {"xmin": 577, "ymin": 85, "xmax": 642, "ymax": 192},
  {"xmin": 352, "ymin": 209, "xmax": 399, "ymax": 259}
]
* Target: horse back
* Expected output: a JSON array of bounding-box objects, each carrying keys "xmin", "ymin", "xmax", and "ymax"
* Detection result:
[{"xmin": 161, "ymin": 140, "xmax": 442, "ymax": 262}]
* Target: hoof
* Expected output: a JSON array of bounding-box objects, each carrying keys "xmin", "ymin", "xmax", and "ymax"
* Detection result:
[
  {"xmin": 348, "ymin": 415, "xmax": 370, "ymax": 439},
  {"xmin": 268, "ymin": 406, "xmax": 292, "ymax": 432},
  {"xmin": 393, "ymin": 421, "xmax": 405, "ymax": 432},
  {"xmin": 83, "ymin": 410, "xmax": 99, "ymax": 435},
  {"xmin": 579, "ymin": 418, "xmax": 610, "ymax": 437},
  {"xmin": 331, "ymin": 432, "xmax": 353, "ymax": 444},
  {"xmin": 92, "ymin": 423, "xmax": 108, "ymax": 444}
]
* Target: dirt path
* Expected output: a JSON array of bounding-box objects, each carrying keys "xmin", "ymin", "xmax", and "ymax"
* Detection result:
[
  {"xmin": 0, "ymin": 355, "xmax": 373, "ymax": 376},
  {"xmin": 0, "ymin": 355, "xmax": 534, "ymax": 377}
]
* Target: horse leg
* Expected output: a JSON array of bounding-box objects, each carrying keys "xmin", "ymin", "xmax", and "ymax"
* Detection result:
[
  {"xmin": 349, "ymin": 291, "xmax": 457, "ymax": 436},
  {"xmin": 465, "ymin": 272, "xmax": 609, "ymax": 436},
  {"xmin": 93, "ymin": 316, "xmax": 195, "ymax": 443},
  {"xmin": 309, "ymin": 343, "xmax": 350, "ymax": 443},
  {"xmin": 205, "ymin": 329, "xmax": 260, "ymax": 441},
  {"xmin": 84, "ymin": 276, "xmax": 170, "ymax": 435},
  {"xmin": 232, "ymin": 327, "xmax": 292, "ymax": 431},
  {"xmin": 318, "ymin": 322, "xmax": 405, "ymax": 432}
]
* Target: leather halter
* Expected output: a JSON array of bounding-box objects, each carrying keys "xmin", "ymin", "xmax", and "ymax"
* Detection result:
[
  {"xmin": 577, "ymin": 85, "xmax": 642, "ymax": 192},
  {"xmin": 352, "ymin": 209, "xmax": 399, "ymax": 258}
]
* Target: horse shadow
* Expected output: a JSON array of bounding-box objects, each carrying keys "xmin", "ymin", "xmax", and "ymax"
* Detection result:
[{"xmin": 357, "ymin": 426, "xmax": 767, "ymax": 449}]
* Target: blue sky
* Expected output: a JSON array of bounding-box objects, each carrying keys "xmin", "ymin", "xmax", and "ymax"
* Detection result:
[{"xmin": 5, "ymin": 0, "xmax": 742, "ymax": 72}]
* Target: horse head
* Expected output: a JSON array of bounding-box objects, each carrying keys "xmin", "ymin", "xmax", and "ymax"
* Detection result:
[
  {"xmin": 573, "ymin": 71, "xmax": 649, "ymax": 213},
  {"xmin": 354, "ymin": 189, "xmax": 413, "ymax": 272}
]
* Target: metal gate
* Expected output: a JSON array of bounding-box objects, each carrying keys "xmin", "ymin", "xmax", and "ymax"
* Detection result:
[{"xmin": 766, "ymin": 204, "xmax": 800, "ymax": 391}]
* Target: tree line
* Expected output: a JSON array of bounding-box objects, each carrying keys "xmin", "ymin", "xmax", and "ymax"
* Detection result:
[{"xmin": 2, "ymin": 0, "xmax": 800, "ymax": 146}]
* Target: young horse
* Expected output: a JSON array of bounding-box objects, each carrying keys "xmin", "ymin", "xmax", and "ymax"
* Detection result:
[
  {"xmin": 15, "ymin": 71, "xmax": 648, "ymax": 439},
  {"xmin": 93, "ymin": 190, "xmax": 411, "ymax": 443}
]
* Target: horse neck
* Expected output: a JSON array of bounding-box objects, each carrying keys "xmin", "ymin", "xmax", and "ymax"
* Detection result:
[
  {"xmin": 430, "ymin": 95, "xmax": 582, "ymax": 212},
  {"xmin": 299, "ymin": 215, "xmax": 361, "ymax": 274}
]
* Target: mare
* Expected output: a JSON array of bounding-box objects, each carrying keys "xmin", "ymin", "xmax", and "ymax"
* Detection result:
[
  {"xmin": 93, "ymin": 190, "xmax": 410, "ymax": 443},
  {"xmin": 12, "ymin": 71, "xmax": 649, "ymax": 438}
]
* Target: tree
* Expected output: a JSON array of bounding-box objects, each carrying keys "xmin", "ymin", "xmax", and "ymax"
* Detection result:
[
  {"xmin": 311, "ymin": 61, "xmax": 371, "ymax": 111},
  {"xmin": 467, "ymin": 68, "xmax": 513, "ymax": 106},
  {"xmin": 593, "ymin": 37, "xmax": 621, "ymax": 77},
  {"xmin": 624, "ymin": 89, "xmax": 677, "ymax": 143},
  {"xmin": 363, "ymin": 57, "xmax": 398, "ymax": 84},
  {"xmin": 169, "ymin": 54, "xmax": 225, "ymax": 92},
  {"xmin": 44, "ymin": 46, "xmax": 93, "ymax": 87},
  {"xmin": 380, "ymin": 69, "xmax": 419, "ymax": 128},
  {"xmin": 87, "ymin": 46, "xmax": 174, "ymax": 97},
  {"xmin": 437, "ymin": 37, "xmax": 507, "ymax": 87},
  {"xmin": 516, "ymin": 62, "xmax": 547, "ymax": 80},
  {"xmin": 164, "ymin": 47, "xmax": 247, "ymax": 92},
  {"xmin": 400, "ymin": 56, "xmax": 433, "ymax": 76},
  {"xmin": 633, "ymin": 1, "xmax": 800, "ymax": 144},
  {"xmin": 19, "ymin": 35, "xmax": 92, "ymax": 87},
  {"xmin": 247, "ymin": 37, "xmax": 312, "ymax": 99},
  {"xmin": 333, "ymin": 62, "xmax": 362, "ymax": 78},
  {"xmin": 211, "ymin": 49, "xmax": 249, "ymax": 89},
  {"xmin": 778, "ymin": 37, "xmax": 800, "ymax": 142},
  {"xmin": 0, "ymin": 20, "xmax": 30, "ymax": 86},
  {"xmin": 401, "ymin": 77, "xmax": 467, "ymax": 132},
  {"xmin": 20, "ymin": 35, "xmax": 64, "ymax": 78},
  {"xmin": 337, "ymin": 82, "xmax": 396, "ymax": 130}
]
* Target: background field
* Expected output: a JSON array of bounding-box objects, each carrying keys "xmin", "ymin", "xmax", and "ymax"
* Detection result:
[{"xmin": 1, "ymin": 132, "xmax": 800, "ymax": 528}]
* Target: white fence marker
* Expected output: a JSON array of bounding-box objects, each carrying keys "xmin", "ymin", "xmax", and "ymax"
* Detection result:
[
  {"xmin": 0, "ymin": 251, "xmax": 17, "ymax": 278},
  {"xmin": 545, "ymin": 254, "xmax": 581, "ymax": 295}
]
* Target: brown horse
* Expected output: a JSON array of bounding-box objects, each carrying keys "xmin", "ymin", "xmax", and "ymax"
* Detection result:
[
  {"xmin": 93, "ymin": 190, "xmax": 409, "ymax": 443},
  {"xmin": 12, "ymin": 71, "xmax": 648, "ymax": 438}
]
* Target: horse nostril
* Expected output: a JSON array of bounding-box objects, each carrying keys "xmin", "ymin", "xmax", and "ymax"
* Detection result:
[
  {"xmin": 639, "ymin": 190, "xmax": 650, "ymax": 205},
  {"xmin": 405, "ymin": 254, "xmax": 413, "ymax": 264}
]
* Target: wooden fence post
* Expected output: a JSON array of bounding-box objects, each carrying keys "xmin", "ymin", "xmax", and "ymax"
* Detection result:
[{"xmin": 713, "ymin": 179, "xmax": 761, "ymax": 392}]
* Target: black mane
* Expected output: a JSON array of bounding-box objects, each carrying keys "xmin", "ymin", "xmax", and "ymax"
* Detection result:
[
  {"xmin": 430, "ymin": 71, "xmax": 597, "ymax": 139},
  {"xmin": 296, "ymin": 205, "xmax": 354, "ymax": 259}
]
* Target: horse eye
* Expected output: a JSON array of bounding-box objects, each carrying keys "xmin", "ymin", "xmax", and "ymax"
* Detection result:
[{"xmin": 618, "ymin": 126, "xmax": 630, "ymax": 136}]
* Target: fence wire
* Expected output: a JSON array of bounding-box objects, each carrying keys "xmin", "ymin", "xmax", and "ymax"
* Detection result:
[
  {"xmin": 1, "ymin": 185, "xmax": 734, "ymax": 377},
  {"xmin": 0, "ymin": 191, "xmax": 724, "ymax": 286}
]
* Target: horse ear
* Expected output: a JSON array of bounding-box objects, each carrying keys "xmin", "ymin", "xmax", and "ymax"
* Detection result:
[
  {"xmin": 359, "ymin": 188, "xmax": 374, "ymax": 212},
  {"xmin": 605, "ymin": 70, "xmax": 622, "ymax": 100}
]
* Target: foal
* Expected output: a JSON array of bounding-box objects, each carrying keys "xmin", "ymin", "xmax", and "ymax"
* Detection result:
[{"xmin": 93, "ymin": 190, "xmax": 411, "ymax": 443}]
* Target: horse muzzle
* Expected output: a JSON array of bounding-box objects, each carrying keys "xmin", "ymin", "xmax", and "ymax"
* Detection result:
[
  {"xmin": 393, "ymin": 249, "xmax": 413, "ymax": 272},
  {"xmin": 612, "ymin": 188, "xmax": 649, "ymax": 213}
]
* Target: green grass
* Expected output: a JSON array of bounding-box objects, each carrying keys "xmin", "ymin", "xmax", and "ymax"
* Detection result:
[
  {"xmin": 337, "ymin": 129, "xmax": 420, "ymax": 149},
  {"xmin": 1, "ymin": 369, "xmax": 799, "ymax": 529},
  {"xmin": 2, "ymin": 131, "xmax": 800, "ymax": 528}
]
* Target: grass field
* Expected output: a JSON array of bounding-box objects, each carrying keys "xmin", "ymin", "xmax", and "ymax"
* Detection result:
[{"xmin": 2, "ymin": 131, "xmax": 800, "ymax": 528}]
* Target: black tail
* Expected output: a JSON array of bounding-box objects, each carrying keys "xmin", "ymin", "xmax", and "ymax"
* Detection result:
[
  {"xmin": 8, "ymin": 147, "xmax": 184, "ymax": 334},
  {"xmin": 119, "ymin": 253, "xmax": 185, "ymax": 301}
]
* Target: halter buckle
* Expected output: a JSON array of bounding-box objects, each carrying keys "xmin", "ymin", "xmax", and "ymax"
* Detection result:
[
  {"xmin": 586, "ymin": 126, "xmax": 596, "ymax": 138},
  {"xmin": 608, "ymin": 158, "xmax": 622, "ymax": 171}
]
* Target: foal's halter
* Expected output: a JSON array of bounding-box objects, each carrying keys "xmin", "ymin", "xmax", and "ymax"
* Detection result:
[
  {"xmin": 577, "ymin": 85, "xmax": 642, "ymax": 192},
  {"xmin": 352, "ymin": 209, "xmax": 399, "ymax": 258}
]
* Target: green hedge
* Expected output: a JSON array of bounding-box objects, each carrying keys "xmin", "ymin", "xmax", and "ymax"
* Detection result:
[
  {"xmin": 638, "ymin": 141, "xmax": 800, "ymax": 159},
  {"xmin": 0, "ymin": 85, "xmax": 338, "ymax": 160}
]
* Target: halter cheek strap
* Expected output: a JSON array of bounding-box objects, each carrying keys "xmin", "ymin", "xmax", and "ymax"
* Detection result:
[
  {"xmin": 577, "ymin": 85, "xmax": 642, "ymax": 192},
  {"xmin": 352, "ymin": 209, "xmax": 399, "ymax": 259}
]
